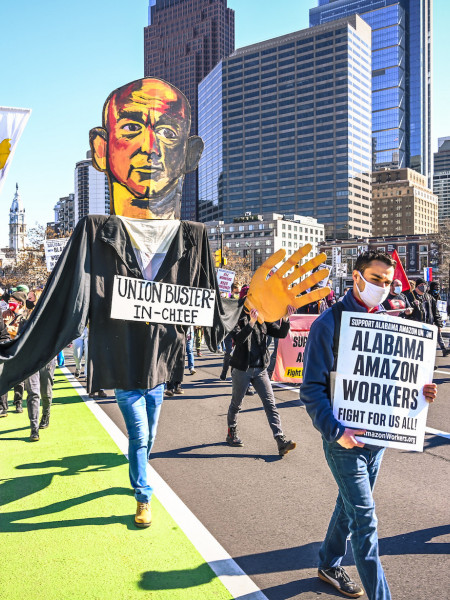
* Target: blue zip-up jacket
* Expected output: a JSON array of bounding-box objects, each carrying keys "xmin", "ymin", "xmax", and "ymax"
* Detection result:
[{"xmin": 300, "ymin": 291, "xmax": 380, "ymax": 443}]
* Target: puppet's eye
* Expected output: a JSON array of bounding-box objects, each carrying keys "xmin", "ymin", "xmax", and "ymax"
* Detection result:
[
  {"xmin": 157, "ymin": 127, "xmax": 177, "ymax": 140},
  {"xmin": 122, "ymin": 123, "xmax": 141, "ymax": 132}
]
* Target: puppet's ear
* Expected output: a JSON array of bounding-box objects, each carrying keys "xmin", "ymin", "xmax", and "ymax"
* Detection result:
[
  {"xmin": 89, "ymin": 127, "xmax": 108, "ymax": 172},
  {"xmin": 184, "ymin": 136, "xmax": 204, "ymax": 173}
]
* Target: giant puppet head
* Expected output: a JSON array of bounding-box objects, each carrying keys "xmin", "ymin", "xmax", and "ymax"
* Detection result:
[{"xmin": 89, "ymin": 78, "xmax": 204, "ymax": 219}]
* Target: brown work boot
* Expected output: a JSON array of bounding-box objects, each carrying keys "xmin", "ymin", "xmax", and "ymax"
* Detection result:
[{"xmin": 135, "ymin": 501, "xmax": 152, "ymax": 528}]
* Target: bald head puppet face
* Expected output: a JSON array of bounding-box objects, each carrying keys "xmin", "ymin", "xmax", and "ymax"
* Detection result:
[{"xmin": 90, "ymin": 78, "xmax": 204, "ymax": 219}]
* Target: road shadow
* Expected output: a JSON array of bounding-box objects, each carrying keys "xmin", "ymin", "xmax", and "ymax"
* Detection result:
[
  {"xmin": 0, "ymin": 487, "xmax": 136, "ymax": 532},
  {"xmin": 151, "ymin": 442, "xmax": 282, "ymax": 463},
  {"xmin": 1, "ymin": 452, "xmax": 128, "ymax": 506},
  {"xmin": 423, "ymin": 433, "xmax": 450, "ymax": 450},
  {"xmin": 138, "ymin": 526, "xmax": 450, "ymax": 596}
]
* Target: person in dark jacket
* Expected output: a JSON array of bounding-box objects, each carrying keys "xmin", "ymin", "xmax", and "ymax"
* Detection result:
[
  {"xmin": 300, "ymin": 251, "xmax": 437, "ymax": 600},
  {"xmin": 0, "ymin": 314, "xmax": 10, "ymax": 417},
  {"xmin": 226, "ymin": 302, "xmax": 296, "ymax": 456},
  {"xmin": 405, "ymin": 277, "xmax": 448, "ymax": 355},
  {"xmin": 381, "ymin": 278, "xmax": 413, "ymax": 317}
]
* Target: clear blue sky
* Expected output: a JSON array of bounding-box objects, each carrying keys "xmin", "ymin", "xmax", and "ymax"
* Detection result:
[{"xmin": 0, "ymin": 0, "xmax": 448, "ymax": 246}]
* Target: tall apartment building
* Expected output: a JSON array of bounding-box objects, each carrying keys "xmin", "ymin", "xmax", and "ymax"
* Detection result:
[
  {"xmin": 53, "ymin": 194, "xmax": 75, "ymax": 235},
  {"xmin": 74, "ymin": 151, "xmax": 110, "ymax": 224},
  {"xmin": 310, "ymin": 0, "xmax": 433, "ymax": 185},
  {"xmin": 199, "ymin": 15, "xmax": 373, "ymax": 240},
  {"xmin": 144, "ymin": 0, "xmax": 235, "ymax": 221},
  {"xmin": 372, "ymin": 168, "xmax": 438, "ymax": 236},
  {"xmin": 433, "ymin": 137, "xmax": 450, "ymax": 225}
]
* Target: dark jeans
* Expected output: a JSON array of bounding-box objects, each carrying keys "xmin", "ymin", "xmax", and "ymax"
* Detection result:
[
  {"xmin": 227, "ymin": 367, "xmax": 283, "ymax": 438},
  {"xmin": 221, "ymin": 334, "xmax": 233, "ymax": 378},
  {"xmin": 0, "ymin": 393, "xmax": 7, "ymax": 411},
  {"xmin": 268, "ymin": 337, "xmax": 279, "ymax": 376},
  {"xmin": 13, "ymin": 383, "xmax": 24, "ymax": 406},
  {"xmin": 437, "ymin": 328, "xmax": 448, "ymax": 351},
  {"xmin": 319, "ymin": 440, "xmax": 391, "ymax": 600},
  {"xmin": 25, "ymin": 358, "xmax": 57, "ymax": 431}
]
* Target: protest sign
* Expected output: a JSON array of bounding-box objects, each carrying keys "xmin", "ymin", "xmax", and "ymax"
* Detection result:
[
  {"xmin": 333, "ymin": 312, "xmax": 436, "ymax": 451},
  {"xmin": 216, "ymin": 268, "xmax": 236, "ymax": 294},
  {"xmin": 273, "ymin": 315, "xmax": 317, "ymax": 383},
  {"xmin": 44, "ymin": 238, "xmax": 70, "ymax": 272},
  {"xmin": 110, "ymin": 275, "xmax": 216, "ymax": 326}
]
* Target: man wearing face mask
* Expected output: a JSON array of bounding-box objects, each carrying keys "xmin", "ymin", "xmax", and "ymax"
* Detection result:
[
  {"xmin": 300, "ymin": 251, "xmax": 438, "ymax": 600},
  {"xmin": 405, "ymin": 278, "xmax": 449, "ymax": 356},
  {"xmin": 381, "ymin": 279, "xmax": 413, "ymax": 318}
]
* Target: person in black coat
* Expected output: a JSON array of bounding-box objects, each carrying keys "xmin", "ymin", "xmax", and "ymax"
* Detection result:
[
  {"xmin": 405, "ymin": 277, "xmax": 449, "ymax": 355},
  {"xmin": 0, "ymin": 314, "xmax": 10, "ymax": 417},
  {"xmin": 226, "ymin": 303, "xmax": 297, "ymax": 456}
]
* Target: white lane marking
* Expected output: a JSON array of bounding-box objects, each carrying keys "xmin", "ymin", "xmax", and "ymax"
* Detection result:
[
  {"xmin": 59, "ymin": 367, "xmax": 268, "ymax": 600},
  {"xmin": 425, "ymin": 427, "xmax": 450, "ymax": 440},
  {"xmin": 271, "ymin": 382, "xmax": 299, "ymax": 391}
]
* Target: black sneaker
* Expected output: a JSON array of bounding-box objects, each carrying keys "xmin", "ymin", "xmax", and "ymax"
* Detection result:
[
  {"xmin": 14, "ymin": 403, "xmax": 23, "ymax": 413},
  {"xmin": 0, "ymin": 408, "xmax": 8, "ymax": 418},
  {"xmin": 276, "ymin": 435, "xmax": 296, "ymax": 456},
  {"xmin": 318, "ymin": 567, "xmax": 364, "ymax": 598},
  {"xmin": 245, "ymin": 387, "xmax": 255, "ymax": 396},
  {"xmin": 226, "ymin": 426, "xmax": 243, "ymax": 447},
  {"xmin": 75, "ymin": 369, "xmax": 80, "ymax": 377},
  {"xmin": 39, "ymin": 412, "xmax": 50, "ymax": 429}
]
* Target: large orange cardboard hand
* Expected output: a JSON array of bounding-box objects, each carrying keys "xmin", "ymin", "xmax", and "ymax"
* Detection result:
[{"xmin": 245, "ymin": 245, "xmax": 330, "ymax": 323}]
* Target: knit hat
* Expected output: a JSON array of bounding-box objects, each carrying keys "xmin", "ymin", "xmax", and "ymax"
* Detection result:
[
  {"xmin": 10, "ymin": 291, "xmax": 27, "ymax": 305},
  {"xmin": 415, "ymin": 277, "xmax": 426, "ymax": 286}
]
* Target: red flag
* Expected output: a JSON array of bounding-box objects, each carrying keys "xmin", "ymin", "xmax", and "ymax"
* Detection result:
[{"xmin": 392, "ymin": 249, "xmax": 410, "ymax": 292}]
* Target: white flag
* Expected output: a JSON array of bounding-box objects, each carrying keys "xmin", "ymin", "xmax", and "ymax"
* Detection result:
[{"xmin": 0, "ymin": 106, "xmax": 32, "ymax": 195}]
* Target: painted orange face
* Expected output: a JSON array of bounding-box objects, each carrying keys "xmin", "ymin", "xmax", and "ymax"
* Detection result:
[{"xmin": 105, "ymin": 80, "xmax": 190, "ymax": 200}]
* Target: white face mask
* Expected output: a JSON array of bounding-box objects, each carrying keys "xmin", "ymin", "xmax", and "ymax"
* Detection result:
[
  {"xmin": 356, "ymin": 271, "xmax": 390, "ymax": 308},
  {"xmin": 394, "ymin": 286, "xmax": 402, "ymax": 295}
]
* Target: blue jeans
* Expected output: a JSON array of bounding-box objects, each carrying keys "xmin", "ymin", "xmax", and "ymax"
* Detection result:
[
  {"xmin": 186, "ymin": 336, "xmax": 194, "ymax": 370},
  {"xmin": 319, "ymin": 440, "xmax": 391, "ymax": 600},
  {"xmin": 115, "ymin": 385, "xmax": 164, "ymax": 503}
]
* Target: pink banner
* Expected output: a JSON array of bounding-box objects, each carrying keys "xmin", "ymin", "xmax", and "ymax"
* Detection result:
[{"xmin": 273, "ymin": 315, "xmax": 318, "ymax": 383}]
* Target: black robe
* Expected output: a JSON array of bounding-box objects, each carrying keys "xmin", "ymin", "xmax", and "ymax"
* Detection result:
[{"xmin": 0, "ymin": 215, "xmax": 238, "ymax": 394}]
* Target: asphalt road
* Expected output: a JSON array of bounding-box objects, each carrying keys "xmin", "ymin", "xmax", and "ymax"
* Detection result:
[{"xmin": 69, "ymin": 347, "xmax": 450, "ymax": 600}]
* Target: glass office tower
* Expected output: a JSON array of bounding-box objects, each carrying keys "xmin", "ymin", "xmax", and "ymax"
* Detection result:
[
  {"xmin": 310, "ymin": 0, "xmax": 432, "ymax": 186},
  {"xmin": 199, "ymin": 15, "xmax": 373, "ymax": 239},
  {"xmin": 433, "ymin": 138, "xmax": 450, "ymax": 225}
]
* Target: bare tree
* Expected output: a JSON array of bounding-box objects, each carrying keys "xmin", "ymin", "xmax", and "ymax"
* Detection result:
[
  {"xmin": 222, "ymin": 247, "xmax": 253, "ymax": 288},
  {"xmin": 3, "ymin": 249, "xmax": 48, "ymax": 289},
  {"xmin": 432, "ymin": 220, "xmax": 450, "ymax": 290}
]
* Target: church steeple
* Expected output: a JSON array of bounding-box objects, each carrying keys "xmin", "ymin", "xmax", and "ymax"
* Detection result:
[{"xmin": 9, "ymin": 183, "xmax": 27, "ymax": 253}]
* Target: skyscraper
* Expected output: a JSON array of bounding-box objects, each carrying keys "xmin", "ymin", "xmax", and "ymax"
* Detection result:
[
  {"xmin": 310, "ymin": 0, "xmax": 432, "ymax": 186},
  {"xmin": 433, "ymin": 137, "xmax": 450, "ymax": 225},
  {"xmin": 198, "ymin": 15, "xmax": 373, "ymax": 239},
  {"xmin": 144, "ymin": 0, "xmax": 235, "ymax": 220},
  {"xmin": 74, "ymin": 151, "xmax": 110, "ymax": 225}
]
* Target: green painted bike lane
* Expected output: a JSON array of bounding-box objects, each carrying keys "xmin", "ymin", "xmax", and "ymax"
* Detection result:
[{"xmin": 0, "ymin": 370, "xmax": 233, "ymax": 600}]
